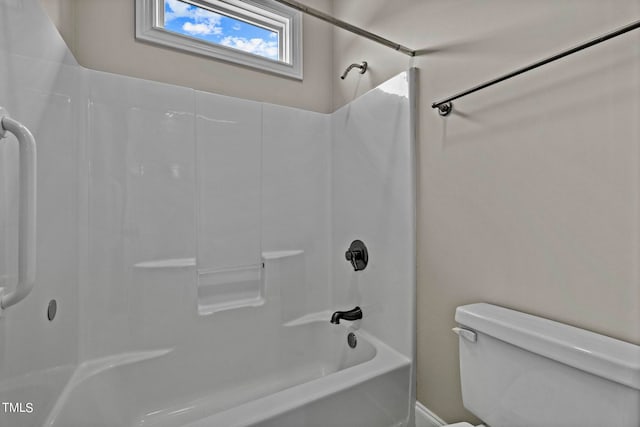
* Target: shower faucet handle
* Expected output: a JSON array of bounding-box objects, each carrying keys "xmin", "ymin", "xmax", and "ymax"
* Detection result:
[
  {"xmin": 345, "ymin": 240, "xmax": 368, "ymax": 271},
  {"xmin": 345, "ymin": 249, "xmax": 358, "ymax": 267}
]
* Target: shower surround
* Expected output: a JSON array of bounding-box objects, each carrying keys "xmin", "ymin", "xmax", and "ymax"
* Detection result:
[{"xmin": 0, "ymin": 1, "xmax": 416, "ymax": 426}]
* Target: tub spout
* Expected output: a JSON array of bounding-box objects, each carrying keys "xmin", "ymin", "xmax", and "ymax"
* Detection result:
[{"xmin": 330, "ymin": 306, "xmax": 362, "ymax": 324}]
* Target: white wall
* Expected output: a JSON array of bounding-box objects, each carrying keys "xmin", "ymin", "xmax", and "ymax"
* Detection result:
[
  {"xmin": 2, "ymin": 1, "xmax": 417, "ymax": 425},
  {"xmin": 0, "ymin": 1, "xmax": 81, "ymax": 425},
  {"xmin": 1, "ymin": 3, "xmax": 334, "ymax": 423},
  {"xmin": 81, "ymin": 72, "xmax": 335, "ymax": 355},
  {"xmin": 332, "ymin": 1, "xmax": 640, "ymax": 423},
  {"xmin": 262, "ymin": 104, "xmax": 332, "ymax": 316},
  {"xmin": 331, "ymin": 71, "xmax": 415, "ymax": 359},
  {"xmin": 330, "ymin": 70, "xmax": 417, "ymax": 424},
  {"xmin": 83, "ymin": 70, "xmax": 198, "ymax": 358},
  {"xmin": 40, "ymin": 0, "xmax": 335, "ymax": 113}
]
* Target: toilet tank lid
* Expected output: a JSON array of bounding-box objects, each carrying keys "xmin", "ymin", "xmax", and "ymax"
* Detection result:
[{"xmin": 455, "ymin": 303, "xmax": 640, "ymax": 390}]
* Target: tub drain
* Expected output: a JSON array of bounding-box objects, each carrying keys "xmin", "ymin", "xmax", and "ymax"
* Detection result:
[{"xmin": 347, "ymin": 332, "xmax": 357, "ymax": 348}]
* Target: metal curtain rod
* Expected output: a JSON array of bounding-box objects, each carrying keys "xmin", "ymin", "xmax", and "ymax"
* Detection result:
[
  {"xmin": 432, "ymin": 19, "xmax": 640, "ymax": 116},
  {"xmin": 271, "ymin": 0, "xmax": 415, "ymax": 56}
]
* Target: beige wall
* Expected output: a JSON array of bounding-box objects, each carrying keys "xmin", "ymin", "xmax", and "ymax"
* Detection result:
[
  {"xmin": 40, "ymin": 0, "xmax": 334, "ymax": 113},
  {"xmin": 332, "ymin": 0, "xmax": 640, "ymax": 424}
]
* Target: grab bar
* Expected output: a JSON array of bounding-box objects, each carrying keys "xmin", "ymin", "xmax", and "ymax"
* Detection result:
[{"xmin": 0, "ymin": 108, "xmax": 37, "ymax": 313}]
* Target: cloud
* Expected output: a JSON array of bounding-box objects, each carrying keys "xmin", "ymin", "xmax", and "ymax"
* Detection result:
[
  {"xmin": 220, "ymin": 36, "xmax": 279, "ymax": 60},
  {"xmin": 232, "ymin": 24, "xmax": 241, "ymax": 31},
  {"xmin": 165, "ymin": 0, "xmax": 191, "ymax": 19},
  {"xmin": 182, "ymin": 21, "xmax": 223, "ymax": 36},
  {"xmin": 165, "ymin": 0, "xmax": 223, "ymax": 36}
]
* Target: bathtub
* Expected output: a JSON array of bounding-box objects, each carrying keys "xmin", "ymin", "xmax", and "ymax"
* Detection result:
[{"xmin": 39, "ymin": 316, "xmax": 411, "ymax": 427}]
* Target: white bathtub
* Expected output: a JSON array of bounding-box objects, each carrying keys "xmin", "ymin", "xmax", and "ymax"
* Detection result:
[{"xmin": 39, "ymin": 317, "xmax": 411, "ymax": 427}]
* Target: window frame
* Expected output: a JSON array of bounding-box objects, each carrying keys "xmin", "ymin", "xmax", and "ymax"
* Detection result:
[{"xmin": 136, "ymin": 0, "xmax": 303, "ymax": 80}]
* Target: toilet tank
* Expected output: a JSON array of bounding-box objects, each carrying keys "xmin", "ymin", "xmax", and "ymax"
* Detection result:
[{"xmin": 454, "ymin": 303, "xmax": 640, "ymax": 427}]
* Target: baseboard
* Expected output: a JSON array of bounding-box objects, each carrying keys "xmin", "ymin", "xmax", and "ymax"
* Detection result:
[{"xmin": 415, "ymin": 401, "xmax": 446, "ymax": 427}]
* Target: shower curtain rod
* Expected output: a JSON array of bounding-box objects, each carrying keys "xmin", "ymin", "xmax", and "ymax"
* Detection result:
[
  {"xmin": 432, "ymin": 19, "xmax": 640, "ymax": 116},
  {"xmin": 271, "ymin": 0, "xmax": 415, "ymax": 56}
]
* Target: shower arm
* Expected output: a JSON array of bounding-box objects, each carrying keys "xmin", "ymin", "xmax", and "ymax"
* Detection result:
[
  {"xmin": 340, "ymin": 62, "xmax": 368, "ymax": 80},
  {"xmin": 0, "ymin": 108, "xmax": 37, "ymax": 315}
]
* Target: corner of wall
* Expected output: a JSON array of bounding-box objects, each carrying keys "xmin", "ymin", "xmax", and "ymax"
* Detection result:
[{"xmin": 39, "ymin": 0, "xmax": 78, "ymax": 62}]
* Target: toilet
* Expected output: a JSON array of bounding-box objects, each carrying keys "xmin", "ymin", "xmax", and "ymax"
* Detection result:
[{"xmin": 443, "ymin": 303, "xmax": 640, "ymax": 427}]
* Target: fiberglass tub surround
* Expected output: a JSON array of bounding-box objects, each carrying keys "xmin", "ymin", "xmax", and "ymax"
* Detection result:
[{"xmin": 0, "ymin": 1, "xmax": 416, "ymax": 426}]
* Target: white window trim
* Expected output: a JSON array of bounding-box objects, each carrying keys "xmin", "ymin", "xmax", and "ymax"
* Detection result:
[{"xmin": 136, "ymin": 0, "xmax": 303, "ymax": 80}]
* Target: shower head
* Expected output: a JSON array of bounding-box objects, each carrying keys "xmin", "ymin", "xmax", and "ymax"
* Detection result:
[{"xmin": 340, "ymin": 61, "xmax": 368, "ymax": 80}]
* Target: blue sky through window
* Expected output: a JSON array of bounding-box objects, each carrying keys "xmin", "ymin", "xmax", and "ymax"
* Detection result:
[{"xmin": 164, "ymin": 0, "xmax": 279, "ymax": 61}]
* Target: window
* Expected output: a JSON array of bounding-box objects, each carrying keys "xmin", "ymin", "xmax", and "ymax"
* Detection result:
[{"xmin": 136, "ymin": 0, "xmax": 303, "ymax": 79}]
